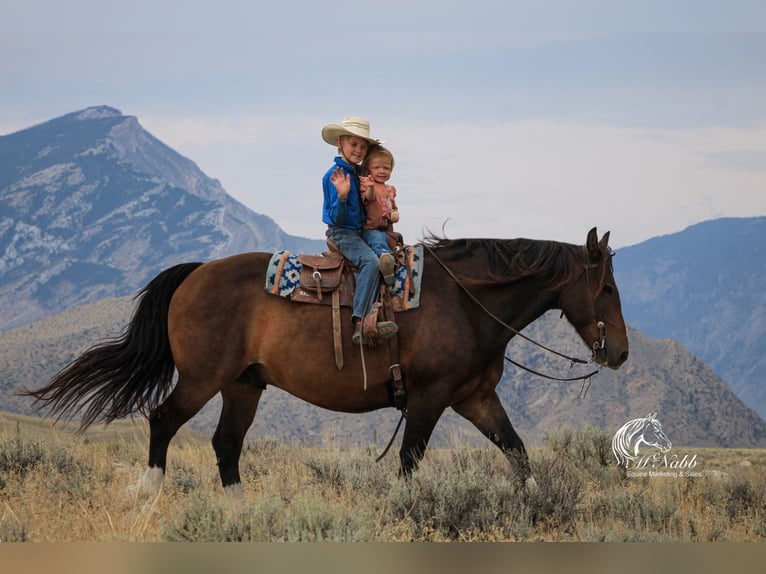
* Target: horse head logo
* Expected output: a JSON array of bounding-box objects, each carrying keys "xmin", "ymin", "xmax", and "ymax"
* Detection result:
[{"xmin": 611, "ymin": 413, "xmax": 672, "ymax": 467}]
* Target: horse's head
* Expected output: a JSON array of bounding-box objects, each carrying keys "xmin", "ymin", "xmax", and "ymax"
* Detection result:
[
  {"xmin": 640, "ymin": 413, "xmax": 672, "ymax": 453},
  {"xmin": 559, "ymin": 227, "xmax": 629, "ymax": 369}
]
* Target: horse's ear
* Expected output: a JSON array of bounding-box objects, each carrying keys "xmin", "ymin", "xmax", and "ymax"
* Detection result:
[
  {"xmin": 586, "ymin": 227, "xmax": 599, "ymax": 259},
  {"xmin": 599, "ymin": 231, "xmax": 611, "ymax": 251}
]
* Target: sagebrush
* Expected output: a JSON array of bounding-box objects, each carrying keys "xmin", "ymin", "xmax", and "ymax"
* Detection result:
[{"xmin": 1, "ymin": 422, "xmax": 764, "ymax": 541}]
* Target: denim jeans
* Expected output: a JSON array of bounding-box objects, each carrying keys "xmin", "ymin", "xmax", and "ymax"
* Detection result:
[
  {"xmin": 326, "ymin": 227, "xmax": 381, "ymax": 321},
  {"xmin": 362, "ymin": 228, "xmax": 391, "ymax": 257}
]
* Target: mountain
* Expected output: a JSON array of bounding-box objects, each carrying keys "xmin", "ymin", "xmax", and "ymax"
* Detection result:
[
  {"xmin": 2, "ymin": 106, "xmax": 765, "ymax": 449},
  {"xmin": 493, "ymin": 312, "xmax": 766, "ymax": 448},
  {"xmin": 0, "ymin": 106, "xmax": 325, "ymax": 330},
  {"xmin": 614, "ymin": 217, "xmax": 766, "ymax": 420},
  {"xmin": 2, "ymin": 298, "xmax": 764, "ymax": 449}
]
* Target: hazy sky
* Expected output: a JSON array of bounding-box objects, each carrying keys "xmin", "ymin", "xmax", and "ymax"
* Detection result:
[{"xmin": 2, "ymin": 0, "xmax": 765, "ymax": 248}]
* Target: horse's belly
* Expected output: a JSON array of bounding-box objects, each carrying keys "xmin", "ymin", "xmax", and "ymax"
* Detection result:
[{"xmin": 268, "ymin": 374, "xmax": 391, "ymax": 413}]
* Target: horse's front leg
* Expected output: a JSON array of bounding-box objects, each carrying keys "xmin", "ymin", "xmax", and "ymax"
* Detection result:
[
  {"xmin": 398, "ymin": 389, "xmax": 450, "ymax": 477},
  {"xmin": 452, "ymin": 389, "xmax": 535, "ymax": 489}
]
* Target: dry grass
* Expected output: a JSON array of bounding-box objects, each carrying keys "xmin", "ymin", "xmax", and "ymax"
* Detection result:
[{"xmin": 1, "ymin": 416, "xmax": 765, "ymax": 542}]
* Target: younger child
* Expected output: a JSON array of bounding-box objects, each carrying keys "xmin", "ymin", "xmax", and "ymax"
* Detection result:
[{"xmin": 359, "ymin": 145, "xmax": 399, "ymax": 287}]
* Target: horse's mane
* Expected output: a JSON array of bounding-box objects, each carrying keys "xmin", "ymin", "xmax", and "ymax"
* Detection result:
[{"xmin": 421, "ymin": 233, "xmax": 588, "ymax": 291}]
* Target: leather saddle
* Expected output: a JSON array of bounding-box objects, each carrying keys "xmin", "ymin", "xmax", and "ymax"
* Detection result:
[
  {"xmin": 290, "ymin": 230, "xmax": 411, "ymax": 310},
  {"xmin": 291, "ymin": 251, "xmax": 355, "ymax": 307}
]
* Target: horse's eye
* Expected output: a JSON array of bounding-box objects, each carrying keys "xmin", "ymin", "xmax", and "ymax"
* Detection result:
[{"xmin": 603, "ymin": 284, "xmax": 614, "ymax": 295}]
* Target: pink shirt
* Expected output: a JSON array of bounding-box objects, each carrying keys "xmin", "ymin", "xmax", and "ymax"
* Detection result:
[{"xmin": 363, "ymin": 183, "xmax": 398, "ymax": 230}]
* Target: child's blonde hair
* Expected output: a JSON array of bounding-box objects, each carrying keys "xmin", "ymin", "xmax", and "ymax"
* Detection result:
[{"xmin": 362, "ymin": 145, "xmax": 395, "ymax": 175}]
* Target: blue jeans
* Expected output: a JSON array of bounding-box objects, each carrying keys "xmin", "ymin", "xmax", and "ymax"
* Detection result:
[
  {"xmin": 362, "ymin": 228, "xmax": 391, "ymax": 257},
  {"xmin": 326, "ymin": 227, "xmax": 381, "ymax": 321}
]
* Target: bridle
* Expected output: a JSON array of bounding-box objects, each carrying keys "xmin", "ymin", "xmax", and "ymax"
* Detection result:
[{"xmin": 572, "ymin": 245, "xmax": 616, "ymax": 362}]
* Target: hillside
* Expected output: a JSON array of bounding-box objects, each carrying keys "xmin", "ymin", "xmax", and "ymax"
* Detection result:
[
  {"xmin": 614, "ymin": 216, "xmax": 766, "ymax": 419},
  {"xmin": 0, "ymin": 409, "xmax": 207, "ymax": 445},
  {"xmin": 2, "ymin": 107, "xmax": 764, "ymax": 448},
  {"xmin": 0, "ymin": 106, "xmax": 325, "ymax": 330},
  {"xmin": 494, "ymin": 312, "xmax": 766, "ymax": 448},
  {"xmin": 3, "ymin": 297, "xmax": 764, "ymax": 449}
]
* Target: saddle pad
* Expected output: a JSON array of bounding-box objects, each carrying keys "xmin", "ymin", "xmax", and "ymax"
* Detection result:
[{"xmin": 265, "ymin": 244, "xmax": 424, "ymax": 310}]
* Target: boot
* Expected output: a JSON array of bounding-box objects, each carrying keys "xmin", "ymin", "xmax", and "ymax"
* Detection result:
[
  {"xmin": 352, "ymin": 320, "xmax": 363, "ymax": 345},
  {"xmin": 351, "ymin": 320, "xmax": 398, "ymax": 345},
  {"xmin": 379, "ymin": 252, "xmax": 395, "ymax": 287}
]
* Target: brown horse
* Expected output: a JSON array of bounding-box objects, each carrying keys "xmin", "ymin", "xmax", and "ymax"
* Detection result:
[{"xmin": 25, "ymin": 227, "xmax": 628, "ymax": 496}]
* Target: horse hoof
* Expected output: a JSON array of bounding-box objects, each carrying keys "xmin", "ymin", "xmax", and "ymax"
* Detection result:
[
  {"xmin": 139, "ymin": 466, "xmax": 165, "ymax": 496},
  {"xmin": 224, "ymin": 483, "xmax": 245, "ymax": 500},
  {"xmin": 525, "ymin": 476, "xmax": 539, "ymax": 493}
]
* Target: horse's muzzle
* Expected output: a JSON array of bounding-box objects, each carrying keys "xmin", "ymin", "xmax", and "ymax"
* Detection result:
[
  {"xmin": 592, "ymin": 321, "xmax": 628, "ymax": 369},
  {"xmin": 593, "ymin": 345, "xmax": 629, "ymax": 369}
]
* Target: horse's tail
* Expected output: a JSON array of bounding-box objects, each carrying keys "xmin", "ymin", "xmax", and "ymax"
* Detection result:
[{"xmin": 22, "ymin": 262, "xmax": 204, "ymax": 431}]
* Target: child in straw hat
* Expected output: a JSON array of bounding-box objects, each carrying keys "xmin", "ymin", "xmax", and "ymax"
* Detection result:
[{"xmin": 321, "ymin": 116, "xmax": 398, "ymax": 346}]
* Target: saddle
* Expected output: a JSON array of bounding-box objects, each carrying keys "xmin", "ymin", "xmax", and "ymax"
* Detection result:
[
  {"xmin": 291, "ymin": 231, "xmax": 408, "ymax": 308},
  {"xmin": 291, "ymin": 251, "xmax": 353, "ymax": 306}
]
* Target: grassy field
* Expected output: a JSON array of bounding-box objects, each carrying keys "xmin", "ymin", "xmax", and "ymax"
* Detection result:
[{"xmin": 1, "ymin": 412, "xmax": 765, "ymax": 542}]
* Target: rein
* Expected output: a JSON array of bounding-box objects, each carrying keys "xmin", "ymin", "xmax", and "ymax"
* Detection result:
[
  {"xmin": 423, "ymin": 243, "xmax": 600, "ymax": 387},
  {"xmin": 503, "ymin": 356, "xmax": 597, "ymax": 398}
]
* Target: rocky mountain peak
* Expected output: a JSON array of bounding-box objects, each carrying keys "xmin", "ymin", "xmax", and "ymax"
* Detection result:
[
  {"xmin": 74, "ymin": 106, "xmax": 123, "ymax": 121},
  {"xmin": 0, "ymin": 106, "xmax": 324, "ymax": 330}
]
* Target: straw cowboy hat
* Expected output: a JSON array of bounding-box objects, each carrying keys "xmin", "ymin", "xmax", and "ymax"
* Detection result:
[{"xmin": 321, "ymin": 116, "xmax": 383, "ymax": 146}]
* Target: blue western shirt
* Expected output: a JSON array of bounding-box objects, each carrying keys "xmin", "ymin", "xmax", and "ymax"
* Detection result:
[{"xmin": 322, "ymin": 157, "xmax": 365, "ymax": 230}]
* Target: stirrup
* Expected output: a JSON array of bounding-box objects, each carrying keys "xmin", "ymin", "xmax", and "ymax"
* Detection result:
[{"xmin": 375, "ymin": 320, "xmax": 398, "ymax": 340}]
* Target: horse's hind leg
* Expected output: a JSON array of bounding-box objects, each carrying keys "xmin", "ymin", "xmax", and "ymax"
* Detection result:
[
  {"xmin": 212, "ymin": 368, "xmax": 265, "ymax": 498},
  {"xmin": 140, "ymin": 376, "xmax": 220, "ymax": 495},
  {"xmin": 452, "ymin": 389, "xmax": 535, "ymax": 488}
]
